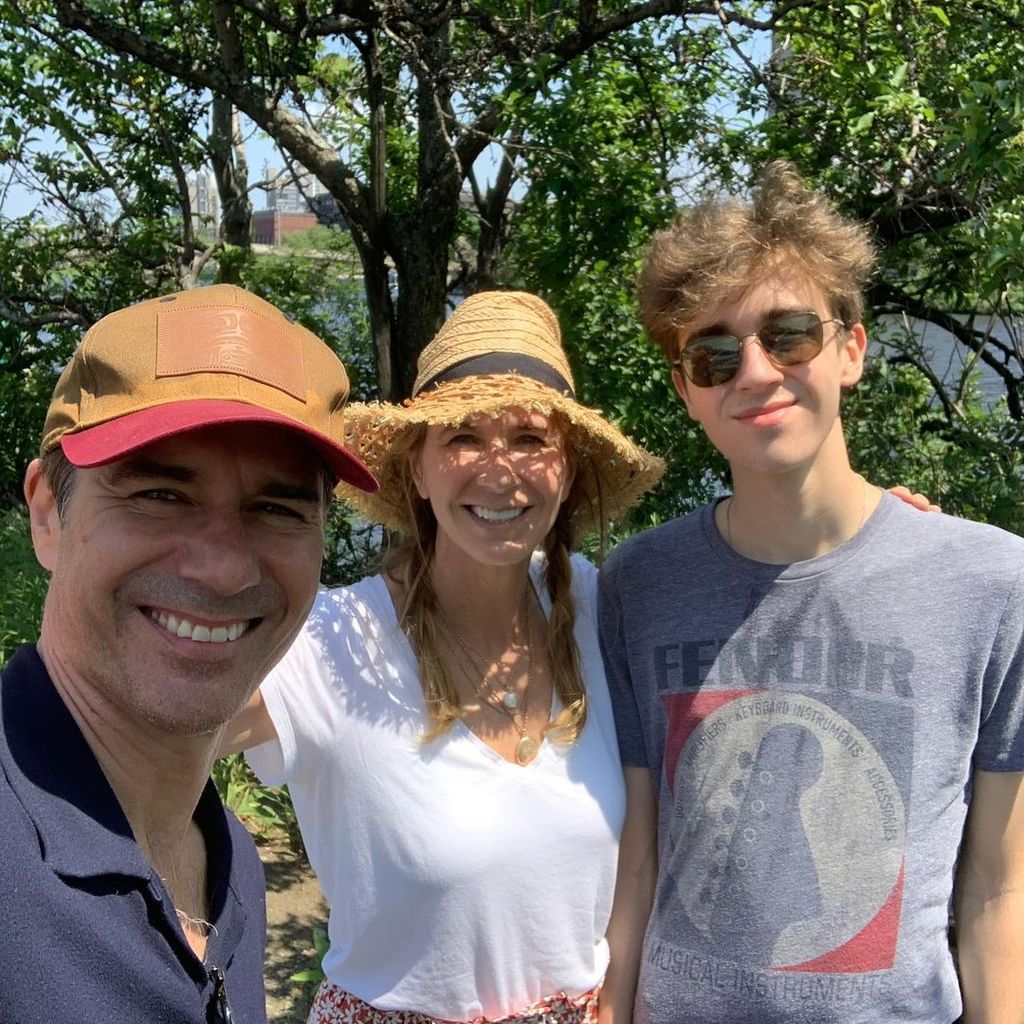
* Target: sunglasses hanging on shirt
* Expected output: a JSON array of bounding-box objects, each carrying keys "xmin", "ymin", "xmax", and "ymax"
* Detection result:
[{"xmin": 673, "ymin": 312, "xmax": 848, "ymax": 388}]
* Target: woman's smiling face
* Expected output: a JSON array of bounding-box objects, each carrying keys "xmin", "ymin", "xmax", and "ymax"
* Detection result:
[{"xmin": 411, "ymin": 408, "xmax": 574, "ymax": 569}]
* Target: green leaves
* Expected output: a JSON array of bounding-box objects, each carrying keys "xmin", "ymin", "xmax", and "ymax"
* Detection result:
[
  {"xmin": 745, "ymin": 0, "xmax": 1023, "ymax": 465},
  {"xmin": 845, "ymin": 357, "xmax": 1024, "ymax": 533},
  {"xmin": 851, "ymin": 111, "xmax": 876, "ymax": 134},
  {"xmin": 0, "ymin": 511, "xmax": 49, "ymax": 663},
  {"xmin": 289, "ymin": 927, "xmax": 329, "ymax": 987},
  {"xmin": 2, "ymin": 0, "xmax": 1021, "ymax": 540}
]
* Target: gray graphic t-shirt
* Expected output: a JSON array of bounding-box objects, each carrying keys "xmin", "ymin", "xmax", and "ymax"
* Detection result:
[{"xmin": 599, "ymin": 493, "xmax": 1024, "ymax": 1024}]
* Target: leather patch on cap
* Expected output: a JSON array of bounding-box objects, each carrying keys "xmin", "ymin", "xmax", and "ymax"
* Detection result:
[{"xmin": 155, "ymin": 306, "xmax": 306, "ymax": 400}]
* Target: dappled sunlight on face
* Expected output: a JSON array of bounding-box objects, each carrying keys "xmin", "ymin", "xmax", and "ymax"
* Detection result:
[
  {"xmin": 421, "ymin": 407, "xmax": 567, "ymax": 472},
  {"xmin": 411, "ymin": 408, "xmax": 574, "ymax": 570}
]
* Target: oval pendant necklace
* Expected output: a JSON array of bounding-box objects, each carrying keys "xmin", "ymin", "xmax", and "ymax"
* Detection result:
[
  {"xmin": 514, "ymin": 734, "xmax": 539, "ymax": 765},
  {"xmin": 433, "ymin": 579, "xmax": 540, "ymax": 765}
]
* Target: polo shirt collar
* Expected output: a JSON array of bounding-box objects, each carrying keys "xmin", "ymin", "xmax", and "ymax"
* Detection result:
[
  {"xmin": 1, "ymin": 644, "xmax": 154, "ymax": 881},
  {"xmin": 1, "ymin": 643, "xmax": 250, "ymax": 963},
  {"xmin": 1, "ymin": 644, "xmax": 243, "ymax": 884}
]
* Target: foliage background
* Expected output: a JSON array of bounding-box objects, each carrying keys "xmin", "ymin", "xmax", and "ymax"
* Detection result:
[{"xmin": 1, "ymin": 1, "xmax": 1022, "ymax": 844}]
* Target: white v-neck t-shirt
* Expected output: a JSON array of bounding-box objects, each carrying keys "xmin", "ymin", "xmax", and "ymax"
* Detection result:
[{"xmin": 246, "ymin": 554, "xmax": 625, "ymax": 1021}]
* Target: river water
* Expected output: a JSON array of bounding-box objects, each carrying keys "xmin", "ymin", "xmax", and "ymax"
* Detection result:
[{"xmin": 872, "ymin": 314, "xmax": 1020, "ymax": 409}]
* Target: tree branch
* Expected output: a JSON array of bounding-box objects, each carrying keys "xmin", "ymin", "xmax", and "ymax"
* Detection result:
[
  {"xmin": 53, "ymin": 0, "xmax": 376, "ymax": 234},
  {"xmin": 869, "ymin": 189, "xmax": 981, "ymax": 247},
  {"xmin": 153, "ymin": 118, "xmax": 198, "ymax": 275},
  {"xmin": 474, "ymin": 139, "xmax": 518, "ymax": 290},
  {"xmin": 0, "ymin": 299, "xmax": 88, "ymax": 331},
  {"xmin": 364, "ymin": 27, "xmax": 387, "ymax": 222},
  {"xmin": 550, "ymin": 0, "xmax": 824, "ymax": 59},
  {"xmin": 211, "ymin": 0, "xmax": 247, "ymax": 79},
  {"xmin": 711, "ymin": 0, "xmax": 785, "ymax": 110},
  {"xmin": 871, "ymin": 281, "xmax": 1023, "ymax": 420}
]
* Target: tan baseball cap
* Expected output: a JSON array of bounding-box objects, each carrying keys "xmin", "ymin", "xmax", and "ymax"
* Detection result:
[{"xmin": 41, "ymin": 284, "xmax": 378, "ymax": 492}]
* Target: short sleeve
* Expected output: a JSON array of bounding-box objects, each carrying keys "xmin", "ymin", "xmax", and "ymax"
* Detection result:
[
  {"xmin": 976, "ymin": 564, "xmax": 1024, "ymax": 772},
  {"xmin": 598, "ymin": 552, "xmax": 650, "ymax": 769},
  {"xmin": 244, "ymin": 638, "xmax": 306, "ymax": 786},
  {"xmin": 569, "ymin": 553, "xmax": 599, "ymax": 619}
]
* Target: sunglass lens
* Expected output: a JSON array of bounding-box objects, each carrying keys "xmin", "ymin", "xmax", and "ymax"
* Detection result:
[
  {"xmin": 683, "ymin": 335, "xmax": 741, "ymax": 387},
  {"xmin": 680, "ymin": 313, "xmax": 831, "ymax": 387},
  {"xmin": 759, "ymin": 313, "xmax": 825, "ymax": 365}
]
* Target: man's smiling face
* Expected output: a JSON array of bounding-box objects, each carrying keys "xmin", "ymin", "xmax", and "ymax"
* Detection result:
[{"xmin": 27, "ymin": 422, "xmax": 327, "ymax": 736}]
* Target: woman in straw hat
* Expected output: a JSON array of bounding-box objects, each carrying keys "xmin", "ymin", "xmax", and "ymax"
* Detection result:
[{"xmin": 224, "ymin": 290, "xmax": 662, "ymax": 1024}]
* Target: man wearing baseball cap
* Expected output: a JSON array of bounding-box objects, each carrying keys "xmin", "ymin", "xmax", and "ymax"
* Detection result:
[{"xmin": 0, "ymin": 285, "xmax": 376, "ymax": 1023}]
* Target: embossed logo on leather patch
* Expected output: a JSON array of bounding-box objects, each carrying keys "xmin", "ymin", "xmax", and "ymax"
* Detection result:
[{"xmin": 155, "ymin": 306, "xmax": 305, "ymax": 400}]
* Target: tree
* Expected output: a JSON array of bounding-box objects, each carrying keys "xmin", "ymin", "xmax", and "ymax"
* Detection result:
[
  {"xmin": 501, "ymin": 26, "xmax": 734, "ymax": 523},
  {"xmin": 0, "ymin": 0, "xmax": 260, "ymax": 500},
  {"xmin": 35, "ymin": 0, "xmax": 804, "ymax": 399},
  {"xmin": 747, "ymin": 0, "xmax": 1024, "ymax": 416},
  {"xmin": 746, "ymin": 0, "xmax": 1024, "ymax": 524},
  {"xmin": 3, "ymin": 0, "xmax": 1022, "ymax": 531},
  {"xmin": 0, "ymin": 0, "xmax": 384, "ymax": 501},
  {"xmin": 0, "ymin": 4, "xmax": 224, "ymax": 296},
  {"xmin": 503, "ymin": 0, "xmax": 1024, "ymax": 528}
]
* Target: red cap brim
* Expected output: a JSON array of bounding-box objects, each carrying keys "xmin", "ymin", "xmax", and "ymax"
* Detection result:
[{"xmin": 60, "ymin": 399, "xmax": 379, "ymax": 493}]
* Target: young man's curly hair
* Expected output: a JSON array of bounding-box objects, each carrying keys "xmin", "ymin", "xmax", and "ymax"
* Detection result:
[{"xmin": 638, "ymin": 161, "xmax": 877, "ymax": 360}]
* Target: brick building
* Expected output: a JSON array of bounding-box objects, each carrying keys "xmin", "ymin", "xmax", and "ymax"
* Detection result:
[{"xmin": 251, "ymin": 209, "xmax": 319, "ymax": 245}]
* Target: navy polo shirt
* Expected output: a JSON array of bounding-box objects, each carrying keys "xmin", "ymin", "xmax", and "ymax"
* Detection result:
[{"xmin": 0, "ymin": 645, "xmax": 268, "ymax": 1023}]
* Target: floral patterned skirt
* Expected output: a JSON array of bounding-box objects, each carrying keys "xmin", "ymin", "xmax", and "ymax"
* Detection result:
[{"xmin": 307, "ymin": 979, "xmax": 600, "ymax": 1024}]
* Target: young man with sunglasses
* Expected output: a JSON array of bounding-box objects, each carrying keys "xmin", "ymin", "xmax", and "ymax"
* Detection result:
[{"xmin": 597, "ymin": 162, "xmax": 1024, "ymax": 1024}]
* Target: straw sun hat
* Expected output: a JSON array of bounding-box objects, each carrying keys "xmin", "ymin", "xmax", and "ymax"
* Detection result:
[{"xmin": 339, "ymin": 291, "xmax": 663, "ymax": 535}]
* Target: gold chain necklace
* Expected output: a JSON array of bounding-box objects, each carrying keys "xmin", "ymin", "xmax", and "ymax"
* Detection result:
[
  {"xmin": 448, "ymin": 639, "xmax": 538, "ymax": 765},
  {"xmin": 432, "ymin": 580, "xmax": 529, "ymax": 712},
  {"xmin": 433, "ymin": 582, "xmax": 539, "ymax": 765}
]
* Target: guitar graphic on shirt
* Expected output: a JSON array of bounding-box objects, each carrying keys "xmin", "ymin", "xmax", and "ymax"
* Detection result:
[
  {"xmin": 700, "ymin": 723, "xmax": 825, "ymax": 963},
  {"xmin": 663, "ymin": 690, "xmax": 906, "ymax": 972}
]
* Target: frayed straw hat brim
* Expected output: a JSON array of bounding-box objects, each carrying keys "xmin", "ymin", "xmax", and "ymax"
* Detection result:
[{"xmin": 337, "ymin": 374, "xmax": 664, "ymax": 536}]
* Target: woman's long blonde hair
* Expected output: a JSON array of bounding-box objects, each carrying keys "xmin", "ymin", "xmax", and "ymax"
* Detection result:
[{"xmin": 386, "ymin": 417, "xmax": 597, "ymax": 745}]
